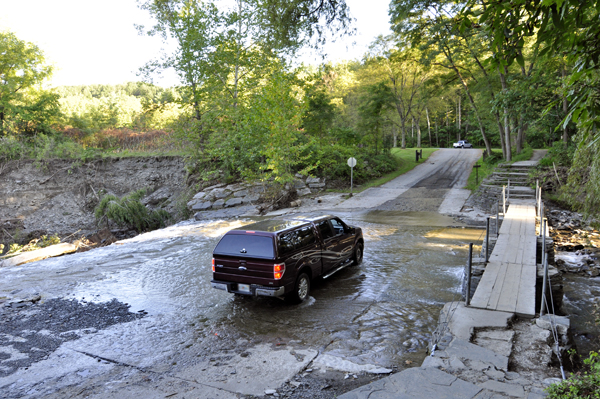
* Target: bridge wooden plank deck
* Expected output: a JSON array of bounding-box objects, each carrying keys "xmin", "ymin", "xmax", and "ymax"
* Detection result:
[{"xmin": 470, "ymin": 202, "xmax": 537, "ymax": 318}]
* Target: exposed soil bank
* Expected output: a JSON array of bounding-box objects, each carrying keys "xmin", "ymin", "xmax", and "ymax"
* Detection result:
[{"xmin": 0, "ymin": 156, "xmax": 187, "ymax": 251}]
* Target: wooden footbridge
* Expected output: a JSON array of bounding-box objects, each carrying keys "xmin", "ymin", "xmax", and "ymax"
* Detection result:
[{"xmin": 469, "ymin": 201, "xmax": 538, "ymax": 318}]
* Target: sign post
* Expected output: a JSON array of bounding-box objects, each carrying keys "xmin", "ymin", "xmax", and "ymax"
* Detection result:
[
  {"xmin": 347, "ymin": 157, "xmax": 357, "ymax": 197},
  {"xmin": 474, "ymin": 164, "xmax": 481, "ymax": 185}
]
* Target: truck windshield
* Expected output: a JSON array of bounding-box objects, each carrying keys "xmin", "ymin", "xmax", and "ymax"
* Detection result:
[{"xmin": 214, "ymin": 235, "xmax": 275, "ymax": 258}]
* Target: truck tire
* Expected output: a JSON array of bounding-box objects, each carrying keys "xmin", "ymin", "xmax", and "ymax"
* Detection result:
[
  {"xmin": 287, "ymin": 273, "xmax": 310, "ymax": 303},
  {"xmin": 353, "ymin": 242, "xmax": 363, "ymax": 265}
]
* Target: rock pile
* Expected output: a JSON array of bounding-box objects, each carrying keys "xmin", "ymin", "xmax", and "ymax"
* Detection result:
[
  {"xmin": 187, "ymin": 176, "xmax": 327, "ymax": 212},
  {"xmin": 546, "ymin": 207, "xmax": 600, "ymax": 276}
]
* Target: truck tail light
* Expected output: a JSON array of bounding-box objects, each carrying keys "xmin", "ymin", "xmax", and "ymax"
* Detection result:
[
  {"xmin": 212, "ymin": 258, "xmax": 215, "ymax": 273},
  {"xmin": 273, "ymin": 263, "xmax": 285, "ymax": 280}
]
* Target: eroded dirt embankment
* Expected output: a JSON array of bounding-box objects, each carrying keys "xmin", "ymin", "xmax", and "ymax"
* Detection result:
[{"xmin": 0, "ymin": 157, "xmax": 187, "ymax": 247}]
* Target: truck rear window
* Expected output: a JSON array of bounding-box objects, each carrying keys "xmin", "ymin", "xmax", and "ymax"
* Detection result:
[{"xmin": 214, "ymin": 234, "xmax": 275, "ymax": 258}]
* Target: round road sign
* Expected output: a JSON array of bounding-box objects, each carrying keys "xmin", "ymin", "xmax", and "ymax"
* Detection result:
[{"xmin": 347, "ymin": 157, "xmax": 357, "ymax": 168}]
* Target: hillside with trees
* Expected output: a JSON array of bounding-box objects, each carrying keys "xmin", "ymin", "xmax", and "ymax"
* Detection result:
[{"xmin": 1, "ymin": 0, "xmax": 598, "ymax": 221}]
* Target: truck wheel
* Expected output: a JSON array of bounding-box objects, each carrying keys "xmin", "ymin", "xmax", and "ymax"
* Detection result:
[
  {"xmin": 353, "ymin": 243, "xmax": 363, "ymax": 265},
  {"xmin": 288, "ymin": 273, "xmax": 310, "ymax": 303}
]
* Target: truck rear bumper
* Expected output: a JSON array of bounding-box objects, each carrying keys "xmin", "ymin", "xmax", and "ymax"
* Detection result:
[{"xmin": 211, "ymin": 280, "xmax": 286, "ymax": 297}]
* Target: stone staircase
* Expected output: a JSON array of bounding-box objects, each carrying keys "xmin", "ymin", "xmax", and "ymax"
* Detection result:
[{"xmin": 481, "ymin": 163, "xmax": 536, "ymax": 200}]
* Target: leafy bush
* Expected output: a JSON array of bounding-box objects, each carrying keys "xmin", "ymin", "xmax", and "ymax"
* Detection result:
[
  {"xmin": 95, "ymin": 189, "xmax": 171, "ymax": 233},
  {"xmin": 539, "ymin": 141, "xmax": 576, "ymax": 167},
  {"xmin": 298, "ymin": 143, "xmax": 398, "ymax": 183},
  {"xmin": 32, "ymin": 134, "xmax": 84, "ymax": 160},
  {"xmin": 547, "ymin": 351, "xmax": 600, "ymax": 398},
  {"xmin": 0, "ymin": 136, "xmax": 26, "ymax": 162}
]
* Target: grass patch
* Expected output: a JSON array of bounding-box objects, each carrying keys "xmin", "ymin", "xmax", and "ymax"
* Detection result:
[{"xmin": 332, "ymin": 148, "xmax": 439, "ymax": 194}]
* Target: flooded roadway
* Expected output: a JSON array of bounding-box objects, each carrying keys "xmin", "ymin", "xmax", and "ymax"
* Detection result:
[
  {"xmin": 0, "ymin": 149, "xmax": 487, "ymax": 398},
  {"xmin": 1, "ymin": 210, "xmax": 485, "ymax": 397}
]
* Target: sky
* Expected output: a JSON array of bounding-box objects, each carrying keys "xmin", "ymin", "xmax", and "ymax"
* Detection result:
[{"xmin": 0, "ymin": 0, "xmax": 392, "ymax": 88}]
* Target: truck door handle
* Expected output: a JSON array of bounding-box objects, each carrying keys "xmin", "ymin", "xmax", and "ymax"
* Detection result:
[{"xmin": 239, "ymin": 266, "xmax": 247, "ymax": 271}]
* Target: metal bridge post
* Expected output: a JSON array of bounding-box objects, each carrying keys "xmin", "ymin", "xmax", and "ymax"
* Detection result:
[
  {"xmin": 540, "ymin": 219, "xmax": 548, "ymax": 316},
  {"xmin": 466, "ymin": 243, "xmax": 473, "ymax": 306},
  {"xmin": 485, "ymin": 217, "xmax": 490, "ymax": 263}
]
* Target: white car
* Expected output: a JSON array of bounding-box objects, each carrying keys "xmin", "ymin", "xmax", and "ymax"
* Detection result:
[{"xmin": 453, "ymin": 140, "xmax": 473, "ymax": 148}]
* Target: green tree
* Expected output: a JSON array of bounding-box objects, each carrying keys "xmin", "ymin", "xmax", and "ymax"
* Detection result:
[
  {"xmin": 464, "ymin": 0, "xmax": 600, "ymax": 142},
  {"xmin": 302, "ymin": 83, "xmax": 336, "ymax": 138},
  {"xmin": 0, "ymin": 31, "xmax": 55, "ymax": 136},
  {"xmin": 465, "ymin": 0, "xmax": 600, "ymax": 218}
]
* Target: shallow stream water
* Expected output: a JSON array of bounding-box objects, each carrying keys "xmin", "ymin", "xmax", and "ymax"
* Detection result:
[
  {"xmin": 3, "ymin": 211, "xmax": 485, "ymax": 370},
  {"xmin": 558, "ymin": 254, "xmax": 600, "ymax": 357}
]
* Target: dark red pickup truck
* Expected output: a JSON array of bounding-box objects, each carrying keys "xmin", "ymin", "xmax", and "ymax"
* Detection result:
[{"xmin": 211, "ymin": 215, "xmax": 364, "ymax": 302}]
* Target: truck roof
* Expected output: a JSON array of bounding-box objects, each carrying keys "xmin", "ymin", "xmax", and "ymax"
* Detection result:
[{"xmin": 229, "ymin": 215, "xmax": 333, "ymax": 234}]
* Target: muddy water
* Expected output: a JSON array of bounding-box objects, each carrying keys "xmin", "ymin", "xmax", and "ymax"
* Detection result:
[{"xmin": 6, "ymin": 212, "xmax": 484, "ymax": 371}]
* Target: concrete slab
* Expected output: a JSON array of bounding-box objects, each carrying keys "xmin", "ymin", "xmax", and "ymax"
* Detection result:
[
  {"xmin": 312, "ymin": 353, "xmax": 393, "ymax": 374},
  {"xmin": 438, "ymin": 188, "xmax": 473, "ymax": 214},
  {"xmin": 474, "ymin": 330, "xmax": 515, "ymax": 357},
  {"xmin": 175, "ymin": 344, "xmax": 318, "ymax": 397},
  {"xmin": 0, "ymin": 345, "xmax": 115, "ymax": 398},
  {"xmin": 81, "ymin": 376, "xmax": 239, "ymax": 399},
  {"xmin": 439, "ymin": 302, "xmax": 513, "ymax": 341},
  {"xmin": 338, "ymin": 367, "xmax": 482, "ymax": 399},
  {"xmin": 446, "ymin": 339, "xmax": 509, "ymax": 371},
  {"xmin": 479, "ymin": 380, "xmax": 526, "ymax": 397}
]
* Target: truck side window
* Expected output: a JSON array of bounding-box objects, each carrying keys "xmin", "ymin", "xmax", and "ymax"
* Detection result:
[
  {"xmin": 278, "ymin": 225, "xmax": 317, "ymax": 256},
  {"xmin": 317, "ymin": 220, "xmax": 334, "ymax": 240},
  {"xmin": 330, "ymin": 219, "xmax": 344, "ymax": 236},
  {"xmin": 298, "ymin": 225, "xmax": 317, "ymax": 247}
]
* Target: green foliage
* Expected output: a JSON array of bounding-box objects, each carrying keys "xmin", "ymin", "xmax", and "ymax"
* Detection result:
[
  {"xmin": 560, "ymin": 135, "xmax": 600, "ymax": 218},
  {"xmin": 94, "ymin": 189, "xmax": 171, "ymax": 233},
  {"xmin": 302, "ymin": 85, "xmax": 335, "ymax": 137},
  {"xmin": 298, "ymin": 143, "xmax": 397, "ymax": 183},
  {"xmin": 0, "ymin": 136, "xmax": 26, "ymax": 162},
  {"xmin": 546, "ymin": 351, "xmax": 600, "ymax": 399},
  {"xmin": 56, "ymin": 82, "xmax": 181, "ymax": 132},
  {"xmin": 31, "ymin": 134, "xmax": 86, "ymax": 160},
  {"xmin": 539, "ymin": 141, "xmax": 576, "ymax": 168},
  {"xmin": 468, "ymin": 0, "xmax": 600, "ymax": 141},
  {"xmin": 465, "ymin": 150, "xmax": 504, "ymax": 191},
  {"xmin": 0, "ymin": 30, "xmax": 56, "ymax": 137}
]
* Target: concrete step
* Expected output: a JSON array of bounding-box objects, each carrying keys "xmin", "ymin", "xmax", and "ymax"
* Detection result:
[
  {"xmin": 481, "ymin": 184, "xmax": 533, "ymax": 190},
  {"xmin": 492, "ymin": 172, "xmax": 529, "ymax": 176},
  {"xmin": 497, "ymin": 163, "xmax": 536, "ymax": 169}
]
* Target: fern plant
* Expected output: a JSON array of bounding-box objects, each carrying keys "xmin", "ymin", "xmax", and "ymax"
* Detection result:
[{"xmin": 95, "ymin": 189, "xmax": 170, "ymax": 232}]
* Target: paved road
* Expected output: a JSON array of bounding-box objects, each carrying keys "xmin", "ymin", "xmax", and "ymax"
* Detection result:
[{"xmin": 276, "ymin": 148, "xmax": 482, "ymax": 216}]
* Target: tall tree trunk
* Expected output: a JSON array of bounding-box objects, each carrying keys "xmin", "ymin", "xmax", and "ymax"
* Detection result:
[
  {"xmin": 448, "ymin": 59, "xmax": 492, "ymax": 155},
  {"xmin": 401, "ymin": 119, "xmax": 406, "ymax": 149},
  {"xmin": 498, "ymin": 69, "xmax": 512, "ymax": 161},
  {"xmin": 392, "ymin": 124, "xmax": 397, "ymax": 148},
  {"xmin": 494, "ymin": 111, "xmax": 507, "ymax": 159},
  {"xmin": 562, "ymin": 65, "xmax": 569, "ymax": 146},
  {"xmin": 435, "ymin": 119, "xmax": 439, "ymax": 147},
  {"xmin": 516, "ymin": 119, "xmax": 527, "ymax": 153},
  {"xmin": 458, "ymin": 94, "xmax": 462, "ymax": 134},
  {"xmin": 426, "ymin": 107, "xmax": 432, "ymax": 146},
  {"xmin": 0, "ymin": 107, "xmax": 4, "ymax": 136},
  {"xmin": 416, "ymin": 116, "xmax": 422, "ymax": 148}
]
